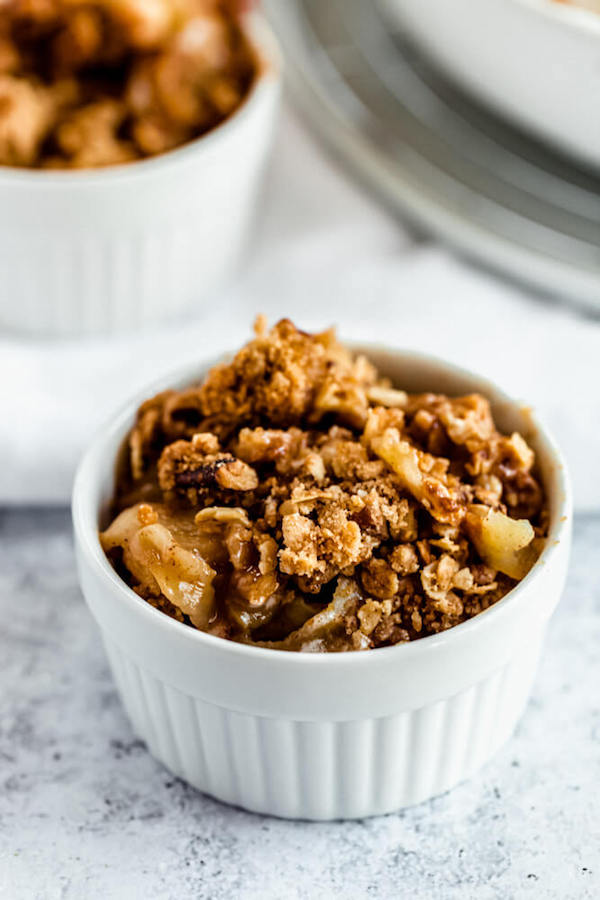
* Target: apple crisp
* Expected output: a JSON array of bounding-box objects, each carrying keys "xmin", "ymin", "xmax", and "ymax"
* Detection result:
[
  {"xmin": 101, "ymin": 318, "xmax": 548, "ymax": 652},
  {"xmin": 0, "ymin": 1, "xmax": 255, "ymax": 169}
]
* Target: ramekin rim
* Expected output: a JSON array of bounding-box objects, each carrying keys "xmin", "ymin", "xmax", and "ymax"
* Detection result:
[
  {"xmin": 0, "ymin": 11, "xmax": 280, "ymax": 187},
  {"xmin": 72, "ymin": 342, "xmax": 572, "ymax": 667}
]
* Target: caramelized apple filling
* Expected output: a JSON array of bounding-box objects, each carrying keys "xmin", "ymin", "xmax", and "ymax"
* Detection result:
[{"xmin": 100, "ymin": 318, "xmax": 548, "ymax": 652}]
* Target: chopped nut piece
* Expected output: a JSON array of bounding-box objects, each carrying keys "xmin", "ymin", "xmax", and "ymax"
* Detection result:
[
  {"xmin": 358, "ymin": 599, "xmax": 385, "ymax": 635},
  {"xmin": 435, "ymin": 393, "xmax": 496, "ymax": 447},
  {"xmin": 361, "ymin": 558, "xmax": 399, "ymax": 600},
  {"xmin": 389, "ymin": 544, "xmax": 419, "ymax": 576},
  {"xmin": 453, "ymin": 567, "xmax": 474, "ymax": 591},
  {"xmin": 158, "ymin": 437, "xmax": 258, "ymax": 501},
  {"xmin": 215, "ymin": 458, "xmax": 259, "ymax": 491},
  {"xmin": 421, "ymin": 555, "xmax": 460, "ymax": 601}
]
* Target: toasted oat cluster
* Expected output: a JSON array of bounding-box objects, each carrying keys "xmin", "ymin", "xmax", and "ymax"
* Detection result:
[
  {"xmin": 0, "ymin": 0, "xmax": 255, "ymax": 169},
  {"xmin": 101, "ymin": 319, "xmax": 548, "ymax": 652}
]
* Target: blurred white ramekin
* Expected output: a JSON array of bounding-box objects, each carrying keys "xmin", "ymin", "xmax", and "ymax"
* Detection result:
[
  {"xmin": 72, "ymin": 346, "xmax": 571, "ymax": 820},
  {"xmin": 0, "ymin": 15, "xmax": 280, "ymax": 338}
]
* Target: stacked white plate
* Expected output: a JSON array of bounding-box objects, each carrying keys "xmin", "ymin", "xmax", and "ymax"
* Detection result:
[{"xmin": 265, "ymin": 0, "xmax": 600, "ymax": 312}]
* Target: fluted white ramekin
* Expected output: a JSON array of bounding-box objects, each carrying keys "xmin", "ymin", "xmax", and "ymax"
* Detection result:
[
  {"xmin": 72, "ymin": 346, "xmax": 571, "ymax": 819},
  {"xmin": 0, "ymin": 14, "xmax": 280, "ymax": 338}
]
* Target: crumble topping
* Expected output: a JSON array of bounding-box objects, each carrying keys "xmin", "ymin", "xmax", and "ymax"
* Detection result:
[
  {"xmin": 0, "ymin": 0, "xmax": 255, "ymax": 169},
  {"xmin": 101, "ymin": 319, "xmax": 549, "ymax": 652}
]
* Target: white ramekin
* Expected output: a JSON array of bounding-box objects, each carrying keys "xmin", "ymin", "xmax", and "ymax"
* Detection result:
[
  {"xmin": 72, "ymin": 345, "xmax": 572, "ymax": 820},
  {"xmin": 0, "ymin": 14, "xmax": 280, "ymax": 338}
]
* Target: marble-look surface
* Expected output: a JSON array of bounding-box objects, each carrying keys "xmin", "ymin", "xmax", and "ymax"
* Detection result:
[{"xmin": 0, "ymin": 509, "xmax": 598, "ymax": 900}]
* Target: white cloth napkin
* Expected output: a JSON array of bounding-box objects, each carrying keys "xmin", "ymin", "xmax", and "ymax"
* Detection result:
[{"xmin": 1, "ymin": 109, "xmax": 597, "ymax": 509}]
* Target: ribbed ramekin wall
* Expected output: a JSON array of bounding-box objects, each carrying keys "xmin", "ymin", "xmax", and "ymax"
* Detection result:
[
  {"xmin": 102, "ymin": 633, "xmax": 543, "ymax": 820},
  {"xmin": 0, "ymin": 224, "xmax": 241, "ymax": 336},
  {"xmin": 0, "ymin": 14, "xmax": 279, "ymax": 338}
]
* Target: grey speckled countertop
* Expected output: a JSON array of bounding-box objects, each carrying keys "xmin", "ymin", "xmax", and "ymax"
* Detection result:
[{"xmin": 0, "ymin": 509, "xmax": 598, "ymax": 900}]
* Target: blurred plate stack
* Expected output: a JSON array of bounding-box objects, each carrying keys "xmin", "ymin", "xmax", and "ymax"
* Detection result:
[{"xmin": 264, "ymin": 0, "xmax": 600, "ymax": 312}]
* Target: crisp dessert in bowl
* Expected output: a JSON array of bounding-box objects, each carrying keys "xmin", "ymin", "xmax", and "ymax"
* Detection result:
[
  {"xmin": 73, "ymin": 320, "xmax": 570, "ymax": 819},
  {"xmin": 100, "ymin": 318, "xmax": 549, "ymax": 653}
]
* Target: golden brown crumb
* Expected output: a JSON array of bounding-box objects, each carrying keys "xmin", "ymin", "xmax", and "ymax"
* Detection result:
[
  {"xmin": 197, "ymin": 319, "xmax": 378, "ymax": 435},
  {"xmin": 101, "ymin": 319, "xmax": 548, "ymax": 652}
]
